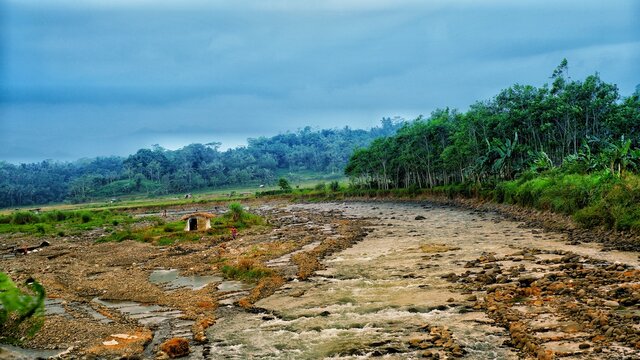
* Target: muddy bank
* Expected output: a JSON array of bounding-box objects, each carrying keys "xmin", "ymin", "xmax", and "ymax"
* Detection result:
[
  {"xmin": 323, "ymin": 193, "xmax": 640, "ymax": 252},
  {"xmin": 429, "ymin": 195, "xmax": 640, "ymax": 253}
]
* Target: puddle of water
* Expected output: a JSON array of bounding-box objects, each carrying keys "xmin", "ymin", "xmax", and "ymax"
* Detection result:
[
  {"xmin": 217, "ymin": 280, "xmax": 252, "ymax": 292},
  {"xmin": 44, "ymin": 298, "xmax": 113, "ymax": 324},
  {"xmin": 0, "ymin": 344, "xmax": 66, "ymax": 359},
  {"xmin": 93, "ymin": 298, "xmax": 184, "ymax": 327},
  {"xmin": 44, "ymin": 298, "xmax": 68, "ymax": 317},
  {"xmin": 149, "ymin": 269, "xmax": 222, "ymax": 290}
]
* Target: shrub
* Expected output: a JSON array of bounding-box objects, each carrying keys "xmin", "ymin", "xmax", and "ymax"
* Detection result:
[
  {"xmin": 44, "ymin": 211, "xmax": 67, "ymax": 222},
  {"xmin": 228, "ymin": 202, "xmax": 244, "ymax": 222},
  {"xmin": 219, "ymin": 258, "xmax": 274, "ymax": 282},
  {"xmin": 11, "ymin": 212, "xmax": 39, "ymax": 225},
  {"xmin": 80, "ymin": 212, "xmax": 92, "ymax": 223},
  {"xmin": 278, "ymin": 178, "xmax": 291, "ymax": 191},
  {"xmin": 329, "ymin": 181, "xmax": 340, "ymax": 192}
]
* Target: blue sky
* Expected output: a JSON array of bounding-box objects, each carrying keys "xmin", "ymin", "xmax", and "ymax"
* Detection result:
[{"xmin": 1, "ymin": 0, "xmax": 639, "ymax": 163}]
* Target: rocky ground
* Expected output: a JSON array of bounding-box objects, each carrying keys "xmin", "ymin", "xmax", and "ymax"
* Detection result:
[
  {"xmin": 1, "ymin": 200, "xmax": 639, "ymax": 359},
  {"xmin": 0, "ymin": 202, "xmax": 369, "ymax": 359}
]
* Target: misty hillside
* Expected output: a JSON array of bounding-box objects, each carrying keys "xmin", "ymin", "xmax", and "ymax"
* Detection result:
[{"xmin": 0, "ymin": 120, "xmax": 402, "ymax": 207}]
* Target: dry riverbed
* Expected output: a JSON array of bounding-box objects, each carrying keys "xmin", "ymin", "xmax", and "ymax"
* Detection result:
[{"xmin": 1, "ymin": 201, "xmax": 639, "ymax": 359}]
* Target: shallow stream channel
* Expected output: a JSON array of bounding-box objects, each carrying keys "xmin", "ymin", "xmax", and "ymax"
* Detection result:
[{"xmin": 205, "ymin": 202, "xmax": 640, "ymax": 359}]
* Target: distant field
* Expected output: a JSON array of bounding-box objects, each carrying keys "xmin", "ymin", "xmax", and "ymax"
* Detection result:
[{"xmin": 0, "ymin": 172, "xmax": 347, "ymax": 214}]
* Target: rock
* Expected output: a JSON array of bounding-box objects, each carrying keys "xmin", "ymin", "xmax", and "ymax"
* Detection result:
[
  {"xmin": 578, "ymin": 343, "xmax": 591, "ymax": 349},
  {"xmin": 415, "ymin": 215, "xmax": 427, "ymax": 220},
  {"xmin": 465, "ymin": 295, "xmax": 477, "ymax": 302},
  {"xmin": 518, "ymin": 274, "xmax": 539, "ymax": 287},
  {"xmin": 537, "ymin": 349, "xmax": 554, "ymax": 360},
  {"xmin": 603, "ymin": 300, "xmax": 619, "ymax": 308},
  {"xmin": 159, "ymin": 338, "xmax": 190, "ymax": 359}
]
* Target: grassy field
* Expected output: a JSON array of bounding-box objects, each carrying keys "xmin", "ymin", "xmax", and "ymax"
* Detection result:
[{"xmin": 0, "ymin": 172, "xmax": 347, "ymax": 215}]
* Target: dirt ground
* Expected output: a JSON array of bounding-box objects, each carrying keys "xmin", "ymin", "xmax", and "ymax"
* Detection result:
[{"xmin": 1, "ymin": 200, "xmax": 640, "ymax": 359}]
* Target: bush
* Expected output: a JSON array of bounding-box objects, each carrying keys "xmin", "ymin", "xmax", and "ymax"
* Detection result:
[
  {"xmin": 219, "ymin": 258, "xmax": 274, "ymax": 282},
  {"xmin": 278, "ymin": 178, "xmax": 291, "ymax": 191},
  {"xmin": 11, "ymin": 212, "xmax": 39, "ymax": 225},
  {"xmin": 228, "ymin": 202, "xmax": 244, "ymax": 222},
  {"xmin": 80, "ymin": 212, "xmax": 92, "ymax": 223},
  {"xmin": 44, "ymin": 211, "xmax": 67, "ymax": 222},
  {"xmin": 329, "ymin": 181, "xmax": 340, "ymax": 192}
]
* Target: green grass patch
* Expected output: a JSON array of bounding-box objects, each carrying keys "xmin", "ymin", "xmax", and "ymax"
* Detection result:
[
  {"xmin": 99, "ymin": 203, "xmax": 267, "ymax": 245},
  {"xmin": 0, "ymin": 209, "xmax": 135, "ymax": 236},
  {"xmin": 219, "ymin": 258, "xmax": 274, "ymax": 282}
]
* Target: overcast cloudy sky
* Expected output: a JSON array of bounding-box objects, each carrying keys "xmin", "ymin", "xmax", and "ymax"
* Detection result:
[{"xmin": 1, "ymin": 0, "xmax": 639, "ymax": 163}]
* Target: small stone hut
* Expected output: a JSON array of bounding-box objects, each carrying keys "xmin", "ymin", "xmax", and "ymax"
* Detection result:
[{"xmin": 181, "ymin": 212, "xmax": 216, "ymax": 231}]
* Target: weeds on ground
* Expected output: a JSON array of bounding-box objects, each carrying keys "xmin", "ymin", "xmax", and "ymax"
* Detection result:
[{"xmin": 0, "ymin": 210, "xmax": 134, "ymax": 237}]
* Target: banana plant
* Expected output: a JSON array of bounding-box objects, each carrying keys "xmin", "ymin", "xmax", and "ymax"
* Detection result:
[
  {"xmin": 492, "ymin": 132, "xmax": 519, "ymax": 179},
  {"xmin": 0, "ymin": 273, "xmax": 45, "ymax": 343}
]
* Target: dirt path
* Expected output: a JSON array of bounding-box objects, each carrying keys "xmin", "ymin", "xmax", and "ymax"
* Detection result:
[{"xmin": 207, "ymin": 202, "xmax": 640, "ymax": 359}]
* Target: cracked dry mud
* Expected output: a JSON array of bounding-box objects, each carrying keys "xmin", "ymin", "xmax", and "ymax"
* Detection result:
[{"xmin": 2, "ymin": 201, "xmax": 640, "ymax": 359}]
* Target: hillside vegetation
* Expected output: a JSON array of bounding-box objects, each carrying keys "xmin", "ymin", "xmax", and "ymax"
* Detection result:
[
  {"xmin": 345, "ymin": 60, "xmax": 640, "ymax": 231},
  {"xmin": 0, "ymin": 120, "xmax": 401, "ymax": 208}
]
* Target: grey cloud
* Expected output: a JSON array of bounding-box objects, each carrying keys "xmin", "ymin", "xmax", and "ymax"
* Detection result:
[{"xmin": 1, "ymin": 0, "xmax": 639, "ymax": 163}]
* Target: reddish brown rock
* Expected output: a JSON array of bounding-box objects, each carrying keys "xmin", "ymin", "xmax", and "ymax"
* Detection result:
[{"xmin": 159, "ymin": 338, "xmax": 190, "ymax": 358}]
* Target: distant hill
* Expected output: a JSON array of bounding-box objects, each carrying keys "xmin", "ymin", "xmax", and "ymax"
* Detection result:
[{"xmin": 0, "ymin": 119, "xmax": 403, "ymax": 207}]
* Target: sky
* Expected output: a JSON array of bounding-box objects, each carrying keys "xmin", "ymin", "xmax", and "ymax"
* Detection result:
[{"xmin": 1, "ymin": 0, "xmax": 639, "ymax": 164}]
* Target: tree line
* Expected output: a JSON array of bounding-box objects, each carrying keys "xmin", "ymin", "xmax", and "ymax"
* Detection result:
[
  {"xmin": 0, "ymin": 120, "xmax": 402, "ymax": 207},
  {"xmin": 345, "ymin": 60, "xmax": 640, "ymax": 189}
]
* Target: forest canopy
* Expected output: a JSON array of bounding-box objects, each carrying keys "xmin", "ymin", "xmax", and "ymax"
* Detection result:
[
  {"xmin": 0, "ymin": 121, "xmax": 401, "ymax": 207},
  {"xmin": 345, "ymin": 60, "xmax": 640, "ymax": 189}
]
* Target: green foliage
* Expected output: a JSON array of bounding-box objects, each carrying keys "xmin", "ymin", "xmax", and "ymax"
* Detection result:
[
  {"xmin": 329, "ymin": 181, "xmax": 340, "ymax": 192},
  {"xmin": 278, "ymin": 178, "xmax": 292, "ymax": 191},
  {"xmin": 0, "ymin": 209, "xmax": 135, "ymax": 236},
  {"xmin": 346, "ymin": 61, "xmax": 637, "ymax": 190},
  {"xmin": 1, "ymin": 120, "xmax": 402, "ymax": 208},
  {"xmin": 228, "ymin": 202, "xmax": 245, "ymax": 221},
  {"xmin": 219, "ymin": 258, "xmax": 274, "ymax": 282},
  {"xmin": 11, "ymin": 212, "xmax": 40, "ymax": 225},
  {"xmin": 80, "ymin": 212, "xmax": 92, "ymax": 223},
  {"xmin": 220, "ymin": 203, "xmax": 264, "ymax": 229},
  {"xmin": 156, "ymin": 237, "xmax": 175, "ymax": 246},
  {"xmin": 0, "ymin": 273, "xmax": 45, "ymax": 343},
  {"xmin": 99, "ymin": 204, "xmax": 265, "ymax": 245}
]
